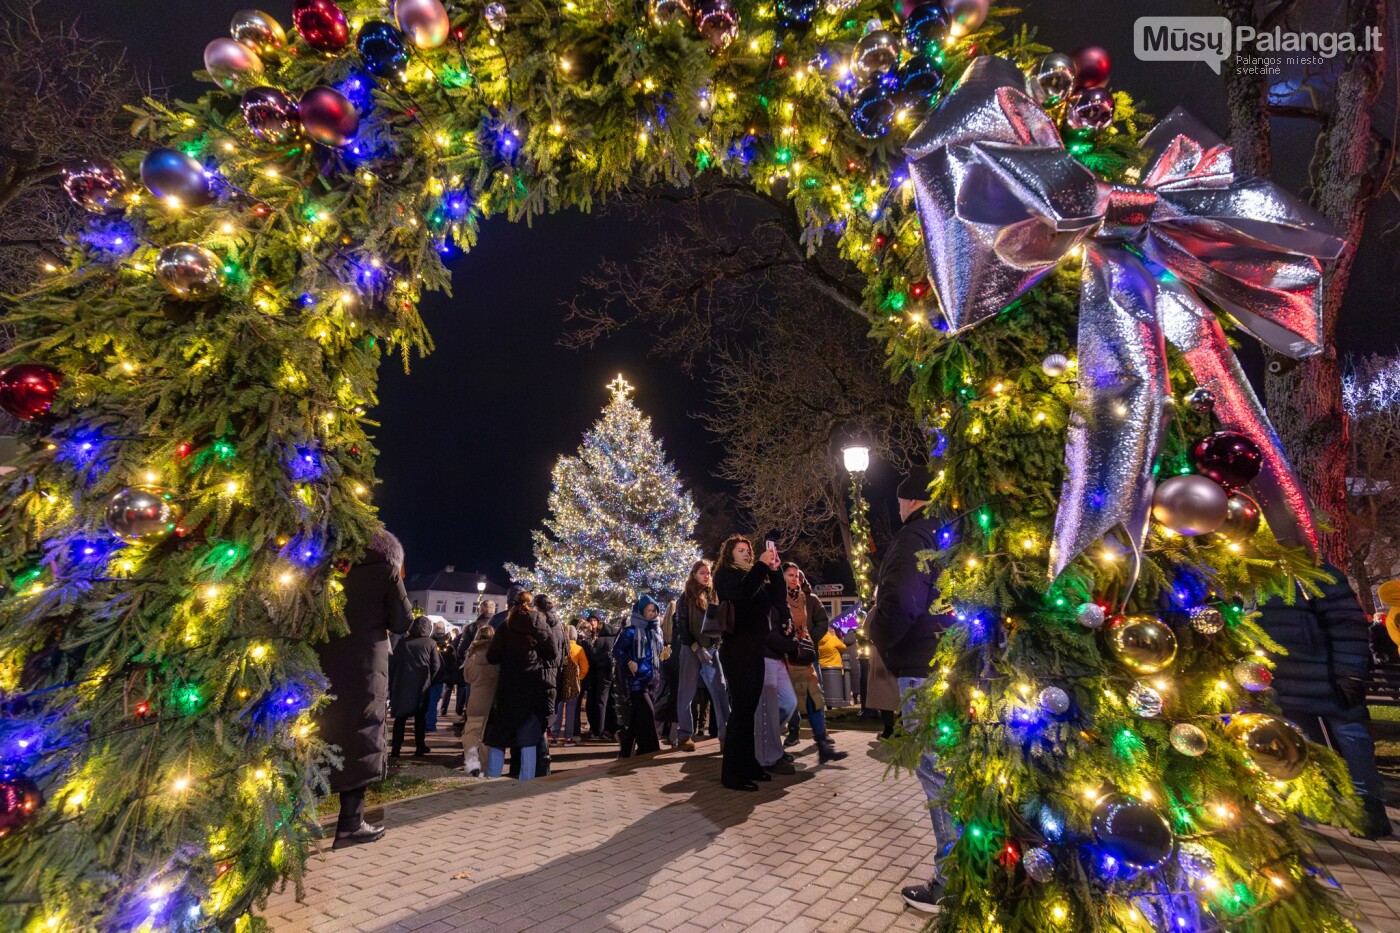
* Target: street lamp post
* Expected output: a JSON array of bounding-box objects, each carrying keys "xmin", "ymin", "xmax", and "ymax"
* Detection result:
[
  {"xmin": 841, "ymin": 443, "xmax": 873, "ymax": 606},
  {"xmin": 475, "ymin": 579, "xmax": 486, "ymax": 614}
]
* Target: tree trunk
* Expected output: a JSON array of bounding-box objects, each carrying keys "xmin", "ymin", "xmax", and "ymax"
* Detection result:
[{"xmin": 1219, "ymin": 0, "xmax": 1273, "ymax": 178}]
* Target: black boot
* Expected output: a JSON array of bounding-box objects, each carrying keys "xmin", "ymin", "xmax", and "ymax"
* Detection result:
[
  {"xmin": 1354, "ymin": 795, "xmax": 1394, "ymax": 840},
  {"xmin": 818, "ymin": 740, "xmax": 848, "ymax": 763}
]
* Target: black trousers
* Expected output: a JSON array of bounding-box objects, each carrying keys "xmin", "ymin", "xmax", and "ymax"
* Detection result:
[
  {"xmin": 337, "ymin": 786, "xmax": 365, "ymax": 832},
  {"xmin": 589, "ymin": 680, "xmax": 615, "ymax": 737},
  {"xmin": 719, "ymin": 640, "xmax": 764, "ymax": 786},
  {"xmin": 391, "ymin": 695, "xmax": 430, "ymax": 753},
  {"xmin": 440, "ymin": 681, "xmax": 466, "ymax": 715},
  {"xmin": 619, "ymin": 690, "xmax": 660, "ymax": 757}
]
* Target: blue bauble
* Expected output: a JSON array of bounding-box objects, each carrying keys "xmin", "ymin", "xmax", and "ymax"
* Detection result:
[
  {"xmin": 895, "ymin": 53, "xmax": 943, "ymax": 114},
  {"xmin": 139, "ymin": 148, "xmax": 213, "ymax": 207},
  {"xmin": 775, "ymin": 0, "xmax": 817, "ymax": 30},
  {"xmin": 357, "ymin": 20, "xmax": 409, "ymax": 79},
  {"xmin": 902, "ymin": 2, "xmax": 949, "ymax": 52},
  {"xmin": 849, "ymin": 81, "xmax": 896, "ymax": 139}
]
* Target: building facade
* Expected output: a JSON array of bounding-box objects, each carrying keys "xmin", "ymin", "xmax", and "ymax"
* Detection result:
[{"xmin": 405, "ymin": 567, "xmax": 509, "ymax": 629}]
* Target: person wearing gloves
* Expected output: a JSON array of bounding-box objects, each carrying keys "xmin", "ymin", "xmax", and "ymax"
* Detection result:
[
  {"xmin": 671, "ymin": 559, "xmax": 731, "ymax": 750},
  {"xmin": 612, "ymin": 595, "xmax": 669, "ymax": 758}
]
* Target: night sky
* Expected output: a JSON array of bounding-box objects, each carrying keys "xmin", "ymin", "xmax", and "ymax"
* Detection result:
[{"xmin": 60, "ymin": 1, "xmax": 1399, "ymax": 582}]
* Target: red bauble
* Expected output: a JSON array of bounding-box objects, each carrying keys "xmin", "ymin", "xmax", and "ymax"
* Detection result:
[
  {"xmin": 299, "ymin": 87, "xmax": 360, "ymax": 148},
  {"xmin": 0, "ymin": 363, "xmax": 63, "ymax": 421},
  {"xmin": 293, "ymin": 0, "xmax": 350, "ymax": 52},
  {"xmin": 0, "ymin": 772, "xmax": 43, "ymax": 838},
  {"xmin": 1071, "ymin": 45, "xmax": 1111, "ymax": 88},
  {"xmin": 1192, "ymin": 431, "xmax": 1263, "ymax": 490}
]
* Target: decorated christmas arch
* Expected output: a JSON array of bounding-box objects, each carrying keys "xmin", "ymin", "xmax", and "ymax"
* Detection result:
[{"xmin": 0, "ymin": 0, "xmax": 1366, "ymax": 930}]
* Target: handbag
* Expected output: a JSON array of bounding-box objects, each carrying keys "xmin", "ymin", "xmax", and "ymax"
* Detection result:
[
  {"xmin": 700, "ymin": 600, "xmax": 734, "ymax": 638},
  {"xmin": 559, "ymin": 645, "xmax": 582, "ymax": 702}
]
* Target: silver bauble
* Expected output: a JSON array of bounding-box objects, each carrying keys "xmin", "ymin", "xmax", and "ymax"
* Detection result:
[
  {"xmin": 1023, "ymin": 846, "xmax": 1055, "ymax": 882},
  {"xmin": 1189, "ymin": 606, "xmax": 1225, "ymax": 635},
  {"xmin": 1091, "ymin": 795, "xmax": 1174, "ymax": 870},
  {"xmin": 1038, "ymin": 685, "xmax": 1070, "ymax": 715},
  {"xmin": 155, "ymin": 243, "xmax": 224, "ymax": 299},
  {"xmin": 1041, "ymin": 353, "xmax": 1070, "ymax": 378},
  {"xmin": 59, "ymin": 160, "xmax": 128, "ymax": 214},
  {"xmin": 1176, "ymin": 841, "xmax": 1216, "ymax": 879},
  {"xmin": 394, "ymin": 0, "xmax": 451, "ymax": 48},
  {"xmin": 651, "ymin": 0, "xmax": 693, "ymax": 25},
  {"xmin": 1185, "ymin": 387, "xmax": 1216, "ymax": 413},
  {"xmin": 484, "ymin": 2, "xmax": 508, "ymax": 32},
  {"xmin": 1127, "ymin": 682, "xmax": 1163, "ymax": 718},
  {"xmin": 944, "ymin": 0, "xmax": 989, "ymax": 37},
  {"xmin": 1168, "ymin": 722, "xmax": 1208, "ymax": 757},
  {"xmin": 1030, "ymin": 52, "xmax": 1076, "ymax": 104},
  {"xmin": 230, "ymin": 9, "xmax": 287, "ymax": 55},
  {"xmin": 1216, "ymin": 492, "xmax": 1262, "ymax": 543},
  {"xmin": 851, "ymin": 29, "xmax": 901, "ymax": 83},
  {"xmin": 204, "ymin": 37, "xmax": 264, "ymax": 91},
  {"xmin": 1152, "ymin": 474, "xmax": 1229, "ymax": 536},
  {"xmin": 1232, "ymin": 660, "xmax": 1273, "ymax": 692},
  {"xmin": 1107, "ymin": 616, "xmax": 1178, "ymax": 675},
  {"xmin": 694, "ymin": 0, "xmax": 739, "ymax": 52},
  {"xmin": 1076, "ymin": 602, "xmax": 1106, "ymax": 629},
  {"xmin": 105, "ymin": 486, "xmax": 181, "ymax": 544},
  {"xmin": 1226, "ymin": 714, "xmax": 1308, "ymax": 781},
  {"xmin": 1066, "ymin": 86, "xmax": 1115, "ymax": 131},
  {"xmin": 140, "ymin": 148, "xmax": 214, "ymax": 207},
  {"xmin": 240, "ymin": 86, "xmax": 302, "ymax": 144}
]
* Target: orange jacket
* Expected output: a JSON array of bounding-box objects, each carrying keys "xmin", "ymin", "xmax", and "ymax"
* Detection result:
[{"xmin": 569, "ymin": 640, "xmax": 590, "ymax": 682}]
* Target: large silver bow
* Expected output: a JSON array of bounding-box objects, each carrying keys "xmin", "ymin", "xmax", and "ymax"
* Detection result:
[{"xmin": 904, "ymin": 56, "xmax": 1345, "ymax": 580}]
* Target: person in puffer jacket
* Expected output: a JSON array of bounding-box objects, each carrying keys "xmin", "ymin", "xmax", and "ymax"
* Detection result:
[
  {"xmin": 1260, "ymin": 564, "xmax": 1392, "ymax": 839},
  {"xmin": 612, "ymin": 595, "xmax": 669, "ymax": 757}
]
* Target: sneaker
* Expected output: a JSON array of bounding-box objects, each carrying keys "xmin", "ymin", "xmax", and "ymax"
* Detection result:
[
  {"xmin": 563, "ymin": 738, "xmax": 576, "ymax": 747},
  {"xmin": 678, "ymin": 738, "xmax": 696, "ymax": 752},
  {"xmin": 901, "ymin": 880, "xmax": 947, "ymax": 913}
]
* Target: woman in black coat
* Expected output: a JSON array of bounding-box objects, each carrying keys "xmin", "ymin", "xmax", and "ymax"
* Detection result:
[
  {"xmin": 483, "ymin": 591, "xmax": 557, "ymax": 779},
  {"xmin": 713, "ymin": 534, "xmax": 786, "ymax": 792},
  {"xmin": 588, "ymin": 616, "xmax": 619, "ymax": 740},
  {"xmin": 389, "ymin": 615, "xmax": 441, "ymax": 757},
  {"xmin": 314, "ymin": 529, "xmax": 414, "ymax": 848}
]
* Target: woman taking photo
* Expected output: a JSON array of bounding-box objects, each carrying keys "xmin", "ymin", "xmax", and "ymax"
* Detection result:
[
  {"xmin": 672, "ymin": 559, "xmax": 730, "ymax": 750},
  {"xmin": 713, "ymin": 535, "xmax": 786, "ymax": 792}
]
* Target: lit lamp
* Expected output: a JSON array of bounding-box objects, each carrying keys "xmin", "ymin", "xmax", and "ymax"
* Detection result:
[
  {"xmin": 475, "ymin": 578, "xmax": 486, "ymax": 613},
  {"xmin": 840, "ymin": 441, "xmax": 874, "ymax": 611},
  {"xmin": 842, "ymin": 443, "xmax": 871, "ymax": 475}
]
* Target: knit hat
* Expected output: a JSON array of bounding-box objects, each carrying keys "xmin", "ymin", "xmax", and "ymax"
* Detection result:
[{"xmin": 896, "ymin": 465, "xmax": 935, "ymax": 501}]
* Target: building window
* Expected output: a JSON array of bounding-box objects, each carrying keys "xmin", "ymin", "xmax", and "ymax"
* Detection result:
[
  {"xmin": 453, "ymin": 601, "xmax": 465, "ymax": 614},
  {"xmin": 435, "ymin": 600, "xmax": 446, "ymax": 612}
]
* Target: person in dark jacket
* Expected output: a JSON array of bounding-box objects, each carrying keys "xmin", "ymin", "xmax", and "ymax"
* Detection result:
[
  {"xmin": 865, "ymin": 466, "xmax": 956, "ymax": 914},
  {"xmin": 533, "ymin": 594, "xmax": 570, "ymax": 775},
  {"xmin": 1260, "ymin": 565, "xmax": 1392, "ymax": 839},
  {"xmin": 389, "ymin": 615, "xmax": 441, "ymax": 758},
  {"xmin": 587, "ymin": 613, "xmax": 619, "ymax": 740},
  {"xmin": 714, "ymin": 534, "xmax": 787, "ymax": 791},
  {"xmin": 757, "ymin": 584, "xmax": 800, "ymax": 774},
  {"xmin": 673, "ymin": 560, "xmax": 730, "ymax": 749},
  {"xmin": 613, "ymin": 595, "xmax": 668, "ymax": 757},
  {"xmin": 782, "ymin": 562, "xmax": 847, "ymax": 764},
  {"xmin": 315, "ymin": 527, "xmax": 414, "ymax": 848},
  {"xmin": 483, "ymin": 591, "xmax": 557, "ymax": 779}
]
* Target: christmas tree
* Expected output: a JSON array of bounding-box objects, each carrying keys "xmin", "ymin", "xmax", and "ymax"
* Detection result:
[
  {"xmin": 506, "ymin": 375, "xmax": 698, "ymax": 616},
  {"xmin": 0, "ymin": 1, "xmax": 1365, "ymax": 930}
]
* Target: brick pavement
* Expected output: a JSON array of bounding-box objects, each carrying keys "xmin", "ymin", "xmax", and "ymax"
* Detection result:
[{"xmin": 265, "ymin": 731, "xmax": 1400, "ymax": 932}]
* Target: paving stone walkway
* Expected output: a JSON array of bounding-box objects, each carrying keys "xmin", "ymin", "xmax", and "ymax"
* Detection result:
[{"xmin": 264, "ymin": 730, "xmax": 1400, "ymax": 932}]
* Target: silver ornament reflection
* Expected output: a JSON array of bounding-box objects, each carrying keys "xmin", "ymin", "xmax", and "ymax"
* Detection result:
[
  {"xmin": 1076, "ymin": 602, "xmax": 1106, "ymax": 629},
  {"xmin": 60, "ymin": 160, "xmax": 128, "ymax": 213},
  {"xmin": 694, "ymin": 0, "xmax": 739, "ymax": 52},
  {"xmin": 231, "ymin": 9, "xmax": 287, "ymax": 55},
  {"xmin": 1107, "ymin": 616, "xmax": 1178, "ymax": 675},
  {"xmin": 651, "ymin": 0, "xmax": 693, "ymax": 25},
  {"xmin": 1066, "ymin": 86, "xmax": 1114, "ymax": 131},
  {"xmin": 1023, "ymin": 846, "xmax": 1054, "ymax": 882},
  {"xmin": 1127, "ymin": 682, "xmax": 1163, "ymax": 717},
  {"xmin": 394, "ymin": 0, "xmax": 451, "ymax": 48},
  {"xmin": 1176, "ymin": 841, "xmax": 1216, "ymax": 879},
  {"xmin": 1232, "ymin": 660, "xmax": 1273, "ymax": 692},
  {"xmin": 1168, "ymin": 722, "xmax": 1208, "ymax": 757},
  {"xmin": 1030, "ymin": 52, "xmax": 1076, "ymax": 104},
  {"xmin": 1091, "ymin": 795, "xmax": 1174, "ymax": 870},
  {"xmin": 155, "ymin": 243, "xmax": 224, "ymax": 299},
  {"xmin": 1189, "ymin": 606, "xmax": 1225, "ymax": 634},
  {"xmin": 1227, "ymin": 714, "xmax": 1308, "ymax": 781},
  {"xmin": 1217, "ymin": 492, "xmax": 1262, "ymax": 543},
  {"xmin": 1038, "ymin": 686, "xmax": 1070, "ymax": 715},
  {"xmin": 241, "ymin": 86, "xmax": 301, "ymax": 144},
  {"xmin": 851, "ymin": 29, "xmax": 901, "ymax": 83},
  {"xmin": 1041, "ymin": 353, "xmax": 1070, "ymax": 378},
  {"xmin": 105, "ymin": 486, "xmax": 181, "ymax": 544},
  {"xmin": 1185, "ymin": 387, "xmax": 1216, "ymax": 413},
  {"xmin": 484, "ymin": 2, "xmax": 508, "ymax": 32},
  {"xmin": 944, "ymin": 0, "xmax": 988, "ymax": 37},
  {"xmin": 1152, "ymin": 474, "xmax": 1229, "ymax": 536},
  {"xmin": 204, "ymin": 37, "xmax": 264, "ymax": 90}
]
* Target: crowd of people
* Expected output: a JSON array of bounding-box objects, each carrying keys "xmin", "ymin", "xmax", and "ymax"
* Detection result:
[{"xmin": 314, "ymin": 463, "xmax": 1395, "ymax": 919}]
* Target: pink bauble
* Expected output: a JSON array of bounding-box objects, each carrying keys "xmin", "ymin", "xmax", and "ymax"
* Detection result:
[
  {"xmin": 394, "ymin": 0, "xmax": 451, "ymax": 48},
  {"xmin": 299, "ymin": 86, "xmax": 359, "ymax": 147},
  {"xmin": 204, "ymin": 37, "xmax": 264, "ymax": 91}
]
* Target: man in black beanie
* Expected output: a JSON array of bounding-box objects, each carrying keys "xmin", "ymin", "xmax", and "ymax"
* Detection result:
[{"xmin": 866, "ymin": 464, "xmax": 956, "ymax": 914}]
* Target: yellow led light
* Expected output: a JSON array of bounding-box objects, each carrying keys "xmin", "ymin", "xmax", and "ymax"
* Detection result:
[
  {"xmin": 1052, "ymin": 906, "xmax": 1066, "ymax": 921},
  {"xmin": 278, "ymin": 572, "xmax": 295, "ymax": 586},
  {"xmin": 165, "ymin": 196, "xmax": 182, "ymax": 210},
  {"xmin": 173, "ymin": 776, "xmax": 191, "ymax": 792},
  {"xmin": 253, "ymin": 768, "xmax": 267, "ymax": 781},
  {"xmin": 220, "ymin": 221, "xmax": 235, "ymax": 234},
  {"xmin": 250, "ymin": 644, "xmax": 268, "ymax": 661},
  {"xmin": 225, "ymin": 480, "xmax": 238, "ymax": 495},
  {"xmin": 204, "ymin": 585, "xmax": 219, "ymax": 600}
]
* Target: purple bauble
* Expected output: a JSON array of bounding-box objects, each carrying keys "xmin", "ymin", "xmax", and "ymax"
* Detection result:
[
  {"xmin": 1192, "ymin": 431, "xmax": 1263, "ymax": 490},
  {"xmin": 299, "ymin": 86, "xmax": 360, "ymax": 148}
]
